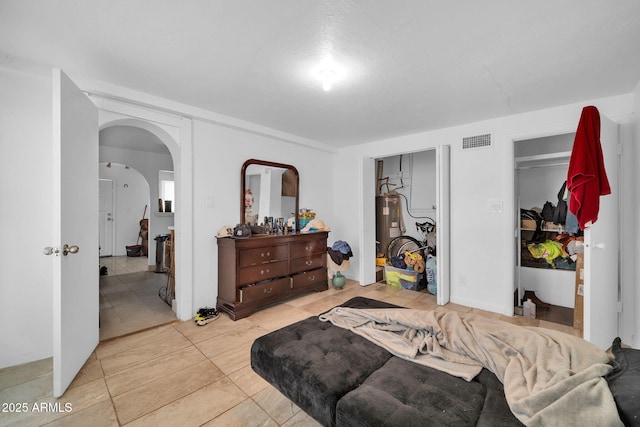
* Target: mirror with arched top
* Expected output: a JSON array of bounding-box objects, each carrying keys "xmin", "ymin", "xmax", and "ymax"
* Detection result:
[{"xmin": 241, "ymin": 159, "xmax": 299, "ymax": 228}]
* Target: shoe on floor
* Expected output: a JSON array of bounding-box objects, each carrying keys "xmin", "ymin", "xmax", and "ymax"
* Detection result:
[{"xmin": 194, "ymin": 307, "xmax": 219, "ymax": 326}]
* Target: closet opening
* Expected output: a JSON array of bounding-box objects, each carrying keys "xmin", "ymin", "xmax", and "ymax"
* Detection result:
[
  {"xmin": 372, "ymin": 147, "xmax": 450, "ymax": 305},
  {"xmin": 514, "ymin": 133, "xmax": 582, "ymax": 328}
]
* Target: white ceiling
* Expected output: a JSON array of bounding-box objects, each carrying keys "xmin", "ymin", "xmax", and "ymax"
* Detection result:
[{"xmin": 2, "ymin": 0, "xmax": 640, "ymax": 148}]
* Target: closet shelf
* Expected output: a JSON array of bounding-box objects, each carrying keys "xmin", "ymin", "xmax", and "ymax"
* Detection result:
[
  {"xmin": 515, "ymin": 151, "xmax": 572, "ymax": 170},
  {"xmin": 521, "ymin": 226, "xmax": 565, "ymax": 232}
]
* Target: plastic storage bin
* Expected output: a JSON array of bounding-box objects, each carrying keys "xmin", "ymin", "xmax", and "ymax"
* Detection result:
[
  {"xmin": 126, "ymin": 244, "xmax": 143, "ymax": 257},
  {"xmin": 384, "ymin": 265, "xmax": 423, "ymax": 290}
]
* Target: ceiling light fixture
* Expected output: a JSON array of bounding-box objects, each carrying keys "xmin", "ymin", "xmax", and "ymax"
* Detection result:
[
  {"xmin": 319, "ymin": 68, "xmax": 336, "ymax": 91},
  {"xmin": 313, "ymin": 59, "xmax": 345, "ymax": 92}
]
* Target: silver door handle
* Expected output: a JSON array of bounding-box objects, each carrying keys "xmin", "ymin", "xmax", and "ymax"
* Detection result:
[
  {"xmin": 63, "ymin": 245, "xmax": 79, "ymax": 256},
  {"xmin": 43, "ymin": 247, "xmax": 59, "ymax": 256}
]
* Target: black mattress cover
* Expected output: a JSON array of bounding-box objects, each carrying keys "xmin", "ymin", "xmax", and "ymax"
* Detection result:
[{"xmin": 251, "ymin": 296, "xmax": 522, "ymax": 426}]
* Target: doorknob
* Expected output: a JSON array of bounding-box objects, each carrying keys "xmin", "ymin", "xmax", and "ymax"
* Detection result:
[
  {"xmin": 62, "ymin": 244, "xmax": 79, "ymax": 256},
  {"xmin": 43, "ymin": 245, "xmax": 79, "ymax": 256},
  {"xmin": 43, "ymin": 246, "xmax": 59, "ymax": 256}
]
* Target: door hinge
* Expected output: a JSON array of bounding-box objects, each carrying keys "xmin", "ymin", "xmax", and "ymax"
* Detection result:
[{"xmin": 618, "ymin": 301, "xmax": 623, "ymax": 313}]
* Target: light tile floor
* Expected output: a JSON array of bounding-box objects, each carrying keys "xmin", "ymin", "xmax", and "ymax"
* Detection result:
[
  {"xmin": 99, "ymin": 255, "xmax": 177, "ymax": 341},
  {"xmin": 100, "ymin": 255, "xmax": 153, "ymax": 276},
  {"xmin": 1, "ymin": 280, "xmax": 580, "ymax": 426},
  {"xmin": 100, "ymin": 271, "xmax": 177, "ymax": 341}
]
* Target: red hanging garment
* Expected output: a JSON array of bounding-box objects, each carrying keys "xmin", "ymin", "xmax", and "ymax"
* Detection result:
[{"xmin": 566, "ymin": 106, "xmax": 611, "ymax": 229}]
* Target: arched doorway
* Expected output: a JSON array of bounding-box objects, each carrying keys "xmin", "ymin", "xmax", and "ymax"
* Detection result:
[
  {"xmin": 99, "ymin": 125, "xmax": 174, "ymax": 269},
  {"xmin": 92, "ymin": 97, "xmax": 194, "ymax": 324},
  {"xmin": 98, "ymin": 127, "xmax": 177, "ymax": 340}
]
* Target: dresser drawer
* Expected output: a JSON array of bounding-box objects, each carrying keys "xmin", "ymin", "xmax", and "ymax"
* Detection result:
[
  {"xmin": 217, "ymin": 231, "xmax": 329, "ymax": 320},
  {"xmin": 238, "ymin": 260, "xmax": 288, "ymax": 285},
  {"xmin": 290, "ymin": 252, "xmax": 326, "ymax": 275},
  {"xmin": 291, "ymin": 239, "xmax": 326, "ymax": 258},
  {"xmin": 239, "ymin": 245, "xmax": 289, "ymax": 267},
  {"xmin": 292, "ymin": 268, "xmax": 326, "ymax": 289},
  {"xmin": 239, "ymin": 278, "xmax": 291, "ymax": 304}
]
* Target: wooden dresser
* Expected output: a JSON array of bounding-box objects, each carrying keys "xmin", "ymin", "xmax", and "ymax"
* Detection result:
[{"xmin": 217, "ymin": 231, "xmax": 329, "ymax": 320}]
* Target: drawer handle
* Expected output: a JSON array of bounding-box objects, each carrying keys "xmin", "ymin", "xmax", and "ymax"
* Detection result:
[
  {"xmin": 263, "ymin": 288, "xmax": 273, "ymax": 294},
  {"xmin": 305, "ymin": 246, "xmax": 312, "ymax": 251},
  {"xmin": 261, "ymin": 251, "xmax": 270, "ymax": 257},
  {"xmin": 305, "ymin": 260, "xmax": 312, "ymax": 266},
  {"xmin": 260, "ymin": 269, "xmax": 270, "ymax": 275},
  {"xmin": 308, "ymin": 275, "xmax": 315, "ymax": 281}
]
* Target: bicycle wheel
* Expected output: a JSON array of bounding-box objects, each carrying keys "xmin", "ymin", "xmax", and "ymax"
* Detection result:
[{"xmin": 386, "ymin": 236, "xmax": 423, "ymax": 262}]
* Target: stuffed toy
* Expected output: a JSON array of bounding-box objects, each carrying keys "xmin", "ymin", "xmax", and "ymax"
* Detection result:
[{"xmin": 404, "ymin": 251, "xmax": 425, "ymax": 273}]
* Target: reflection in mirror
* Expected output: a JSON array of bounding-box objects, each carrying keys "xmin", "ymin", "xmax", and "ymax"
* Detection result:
[{"xmin": 241, "ymin": 159, "xmax": 299, "ymax": 227}]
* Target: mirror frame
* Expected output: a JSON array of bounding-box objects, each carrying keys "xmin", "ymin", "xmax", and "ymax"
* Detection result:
[{"xmin": 241, "ymin": 159, "xmax": 299, "ymax": 228}]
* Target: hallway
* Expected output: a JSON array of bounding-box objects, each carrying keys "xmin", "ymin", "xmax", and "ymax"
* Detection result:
[
  {"xmin": 99, "ymin": 256, "xmax": 176, "ymax": 341},
  {"xmin": 100, "ymin": 255, "xmax": 150, "ymax": 276}
]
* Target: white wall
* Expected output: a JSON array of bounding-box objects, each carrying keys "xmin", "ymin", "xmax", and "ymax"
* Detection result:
[
  {"xmin": 336, "ymin": 94, "xmax": 635, "ymax": 327},
  {"xmin": 0, "ymin": 67, "xmax": 54, "ymax": 367},
  {"xmin": 190, "ymin": 120, "xmax": 335, "ymax": 314}
]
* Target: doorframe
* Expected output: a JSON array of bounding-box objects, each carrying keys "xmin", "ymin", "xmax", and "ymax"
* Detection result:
[
  {"xmin": 91, "ymin": 96, "xmax": 193, "ymax": 321},
  {"xmin": 359, "ymin": 145, "xmax": 450, "ymax": 303},
  {"xmin": 507, "ymin": 125, "xmax": 577, "ymax": 317},
  {"xmin": 98, "ymin": 178, "xmax": 115, "ymax": 257}
]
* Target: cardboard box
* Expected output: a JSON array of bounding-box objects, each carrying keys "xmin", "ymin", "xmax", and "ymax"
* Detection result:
[
  {"xmin": 573, "ymin": 253, "xmax": 584, "ymax": 330},
  {"xmin": 521, "ymin": 219, "xmax": 537, "ymax": 230}
]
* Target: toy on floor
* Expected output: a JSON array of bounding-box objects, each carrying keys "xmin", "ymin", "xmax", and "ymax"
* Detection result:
[{"xmin": 404, "ymin": 251, "xmax": 425, "ymax": 273}]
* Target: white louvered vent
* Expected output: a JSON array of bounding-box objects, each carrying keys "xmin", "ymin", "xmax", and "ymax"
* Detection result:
[{"xmin": 462, "ymin": 133, "xmax": 492, "ymax": 150}]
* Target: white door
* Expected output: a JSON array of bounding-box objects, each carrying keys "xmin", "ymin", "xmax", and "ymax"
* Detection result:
[
  {"xmin": 436, "ymin": 145, "xmax": 451, "ymax": 305},
  {"xmin": 583, "ymin": 114, "xmax": 620, "ymax": 349},
  {"xmin": 52, "ymin": 69, "xmax": 99, "ymax": 397},
  {"xmin": 99, "ymin": 179, "xmax": 114, "ymax": 257}
]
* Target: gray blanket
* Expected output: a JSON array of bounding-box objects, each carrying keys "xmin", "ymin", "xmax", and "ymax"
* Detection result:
[{"xmin": 319, "ymin": 307, "xmax": 622, "ymax": 427}]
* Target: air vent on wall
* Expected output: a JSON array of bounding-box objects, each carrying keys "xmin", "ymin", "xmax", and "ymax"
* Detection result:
[{"xmin": 462, "ymin": 133, "xmax": 492, "ymax": 150}]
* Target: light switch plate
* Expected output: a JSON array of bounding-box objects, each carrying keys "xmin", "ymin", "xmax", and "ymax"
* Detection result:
[{"xmin": 489, "ymin": 199, "xmax": 503, "ymax": 214}]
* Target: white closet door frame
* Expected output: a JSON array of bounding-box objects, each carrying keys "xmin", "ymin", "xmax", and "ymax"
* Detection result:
[{"xmin": 436, "ymin": 145, "xmax": 451, "ymax": 305}]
